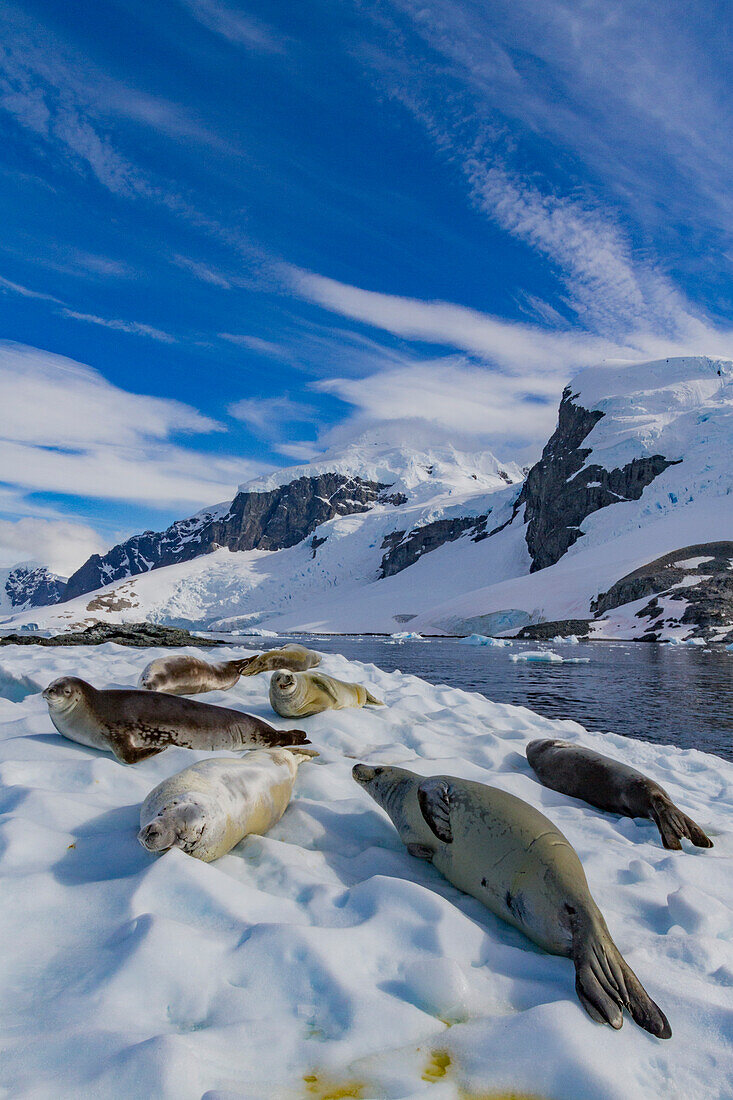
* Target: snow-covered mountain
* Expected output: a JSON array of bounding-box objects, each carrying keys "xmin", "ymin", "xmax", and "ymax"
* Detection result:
[
  {"xmin": 0, "ymin": 562, "xmax": 66, "ymax": 615},
  {"xmin": 3, "ymin": 356, "xmax": 732, "ymax": 641}
]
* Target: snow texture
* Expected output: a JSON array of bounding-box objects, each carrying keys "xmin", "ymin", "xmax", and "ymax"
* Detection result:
[{"xmin": 0, "ymin": 642, "xmax": 731, "ymax": 1099}]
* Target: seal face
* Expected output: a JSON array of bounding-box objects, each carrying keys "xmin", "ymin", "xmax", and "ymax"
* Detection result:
[
  {"xmin": 352, "ymin": 763, "xmax": 671, "ymax": 1038},
  {"xmin": 269, "ymin": 670, "xmax": 383, "ymax": 718},
  {"xmin": 526, "ymin": 738, "xmax": 712, "ymax": 851},
  {"xmin": 238, "ymin": 644, "xmax": 322, "ymax": 676},
  {"xmin": 43, "ymin": 676, "xmax": 310, "ymax": 764},
  {"xmin": 138, "ymin": 747, "xmax": 318, "ymax": 861},
  {"xmin": 138, "ymin": 654, "xmax": 252, "ymax": 695}
]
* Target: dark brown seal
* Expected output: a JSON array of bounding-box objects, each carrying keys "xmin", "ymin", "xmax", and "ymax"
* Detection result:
[
  {"xmin": 526, "ymin": 738, "xmax": 712, "ymax": 851},
  {"xmin": 43, "ymin": 676, "xmax": 309, "ymax": 764}
]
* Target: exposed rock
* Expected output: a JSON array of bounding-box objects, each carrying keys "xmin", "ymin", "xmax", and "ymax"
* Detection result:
[
  {"xmin": 515, "ymin": 619, "xmax": 592, "ymax": 640},
  {"xmin": 516, "ymin": 388, "xmax": 679, "ymax": 571},
  {"xmin": 4, "ymin": 565, "xmax": 66, "ymax": 609},
  {"xmin": 379, "ymin": 514, "xmax": 489, "ymax": 578},
  {"xmin": 593, "ymin": 542, "xmax": 733, "ymax": 641},
  {"xmin": 63, "ymin": 474, "xmax": 394, "ymax": 601},
  {"xmin": 0, "ymin": 623, "xmax": 224, "ymax": 648}
]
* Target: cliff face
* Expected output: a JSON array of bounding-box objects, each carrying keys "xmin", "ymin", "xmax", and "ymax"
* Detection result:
[
  {"xmin": 516, "ymin": 388, "xmax": 679, "ymax": 572},
  {"xmin": 63, "ymin": 474, "xmax": 393, "ymax": 601},
  {"xmin": 3, "ymin": 565, "xmax": 66, "ymax": 609},
  {"xmin": 379, "ymin": 513, "xmax": 489, "ymax": 578}
]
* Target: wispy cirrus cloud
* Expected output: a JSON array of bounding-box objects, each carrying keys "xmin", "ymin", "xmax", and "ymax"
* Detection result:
[
  {"xmin": 0, "ymin": 341, "xmax": 265, "ymax": 510},
  {"xmin": 178, "ymin": 0, "xmax": 285, "ymax": 53},
  {"xmin": 58, "ymin": 309, "xmax": 178, "ymax": 344}
]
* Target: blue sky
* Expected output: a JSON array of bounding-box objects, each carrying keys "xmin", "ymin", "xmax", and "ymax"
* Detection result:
[{"xmin": 1, "ymin": 0, "xmax": 732, "ymax": 573}]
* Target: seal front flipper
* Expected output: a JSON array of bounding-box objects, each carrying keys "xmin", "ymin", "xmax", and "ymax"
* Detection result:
[
  {"xmin": 417, "ymin": 778, "xmax": 453, "ymax": 843},
  {"xmin": 568, "ymin": 906, "xmax": 671, "ymax": 1038},
  {"xmin": 406, "ymin": 843, "xmax": 435, "ymax": 860},
  {"xmin": 649, "ymin": 793, "xmax": 713, "ymax": 850}
]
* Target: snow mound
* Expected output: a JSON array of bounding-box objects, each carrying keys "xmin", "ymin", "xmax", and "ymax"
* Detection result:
[{"xmin": 0, "ymin": 643, "xmax": 731, "ymax": 1098}]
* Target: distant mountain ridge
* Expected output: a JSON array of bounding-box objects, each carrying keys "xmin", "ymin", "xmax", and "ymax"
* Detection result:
[{"xmin": 3, "ymin": 357, "xmax": 732, "ymax": 642}]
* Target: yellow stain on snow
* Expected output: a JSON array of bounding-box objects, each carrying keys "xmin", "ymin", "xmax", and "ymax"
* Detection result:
[
  {"xmin": 422, "ymin": 1051, "xmax": 544, "ymax": 1099},
  {"xmin": 422, "ymin": 1050, "xmax": 452, "ymax": 1081},
  {"xmin": 302, "ymin": 1073, "xmax": 365, "ymax": 1099}
]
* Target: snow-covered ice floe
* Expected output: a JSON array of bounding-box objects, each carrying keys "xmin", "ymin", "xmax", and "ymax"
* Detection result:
[
  {"xmin": 0, "ymin": 642, "xmax": 731, "ymax": 1099},
  {"xmin": 459, "ymin": 633, "xmax": 510, "ymax": 647},
  {"xmin": 510, "ymin": 650, "xmax": 590, "ymax": 664},
  {"xmin": 388, "ymin": 631, "xmax": 425, "ymax": 643}
]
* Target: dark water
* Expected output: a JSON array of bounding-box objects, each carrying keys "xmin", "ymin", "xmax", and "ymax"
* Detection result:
[{"xmin": 266, "ymin": 636, "xmax": 733, "ymax": 761}]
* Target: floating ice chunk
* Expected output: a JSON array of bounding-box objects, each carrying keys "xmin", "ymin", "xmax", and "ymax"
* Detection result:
[
  {"xmin": 459, "ymin": 633, "xmax": 509, "ymax": 647},
  {"xmin": 388, "ymin": 631, "xmax": 424, "ymax": 643},
  {"xmin": 550, "ymin": 634, "xmax": 580, "ymax": 644},
  {"xmin": 510, "ymin": 650, "xmax": 589, "ymax": 664}
]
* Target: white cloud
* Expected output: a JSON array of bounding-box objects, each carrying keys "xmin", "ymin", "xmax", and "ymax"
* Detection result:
[
  {"xmin": 59, "ymin": 309, "xmax": 178, "ymax": 344},
  {"xmin": 0, "ymin": 275, "xmax": 64, "ymax": 304},
  {"xmin": 0, "ymin": 341, "xmax": 265, "ymax": 507},
  {"xmin": 0, "ymin": 517, "xmax": 106, "ymax": 576},
  {"xmin": 178, "ymin": 0, "xmax": 284, "ymax": 52},
  {"xmin": 229, "ymin": 395, "xmax": 315, "ymax": 435},
  {"xmin": 219, "ymin": 334, "xmax": 290, "ymax": 359},
  {"xmin": 173, "ymin": 255, "xmax": 233, "ymax": 288}
]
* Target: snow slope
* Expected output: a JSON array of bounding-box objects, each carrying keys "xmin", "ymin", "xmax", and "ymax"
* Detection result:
[
  {"xmin": 2, "ymin": 357, "xmax": 731, "ymax": 640},
  {"xmin": 0, "ymin": 642, "xmax": 731, "ymax": 1099}
]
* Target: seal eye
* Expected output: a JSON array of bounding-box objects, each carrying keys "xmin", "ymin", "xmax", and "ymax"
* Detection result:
[{"xmin": 374, "ymin": 767, "xmax": 384, "ymax": 776}]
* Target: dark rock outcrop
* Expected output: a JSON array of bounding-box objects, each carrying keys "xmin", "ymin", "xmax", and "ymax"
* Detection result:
[
  {"xmin": 4, "ymin": 566, "xmax": 66, "ymax": 609},
  {"xmin": 63, "ymin": 474, "xmax": 394, "ymax": 601},
  {"xmin": 514, "ymin": 619, "xmax": 592, "ymax": 640},
  {"xmin": 379, "ymin": 514, "xmax": 489, "ymax": 578},
  {"xmin": 592, "ymin": 541, "xmax": 733, "ymax": 641},
  {"xmin": 516, "ymin": 388, "xmax": 679, "ymax": 572},
  {"xmin": 0, "ymin": 623, "xmax": 224, "ymax": 648}
]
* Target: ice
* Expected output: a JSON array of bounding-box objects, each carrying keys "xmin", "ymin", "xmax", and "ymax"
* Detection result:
[
  {"xmin": 550, "ymin": 634, "xmax": 580, "ymax": 644},
  {"xmin": 389, "ymin": 632, "xmax": 425, "ymax": 643},
  {"xmin": 459, "ymin": 634, "xmax": 510, "ymax": 646},
  {"xmin": 1, "ymin": 641, "xmax": 731, "ymax": 1098},
  {"xmin": 511, "ymin": 649, "xmax": 564, "ymax": 662}
]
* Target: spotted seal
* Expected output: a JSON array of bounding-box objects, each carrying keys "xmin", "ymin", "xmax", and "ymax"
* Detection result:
[
  {"xmin": 138, "ymin": 747, "xmax": 319, "ymax": 860},
  {"xmin": 43, "ymin": 676, "xmax": 309, "ymax": 764},
  {"xmin": 526, "ymin": 738, "xmax": 712, "ymax": 851},
  {"xmin": 138, "ymin": 654, "xmax": 254, "ymax": 695},
  {"xmin": 353, "ymin": 763, "xmax": 671, "ymax": 1037},
  {"xmin": 269, "ymin": 670, "xmax": 383, "ymax": 718}
]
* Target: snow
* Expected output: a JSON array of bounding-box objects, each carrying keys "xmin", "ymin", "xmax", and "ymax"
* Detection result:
[
  {"xmin": 1, "ymin": 642, "xmax": 731, "ymax": 1098},
  {"xmin": 459, "ymin": 634, "xmax": 510, "ymax": 647}
]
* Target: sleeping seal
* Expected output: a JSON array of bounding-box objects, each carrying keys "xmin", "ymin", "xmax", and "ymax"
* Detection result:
[
  {"xmin": 43, "ymin": 676, "xmax": 309, "ymax": 764},
  {"xmin": 270, "ymin": 670, "xmax": 383, "ymax": 718},
  {"xmin": 526, "ymin": 738, "xmax": 712, "ymax": 851},
  {"xmin": 238, "ymin": 644, "xmax": 322, "ymax": 676},
  {"xmin": 138, "ymin": 747, "xmax": 319, "ymax": 861},
  {"xmin": 353, "ymin": 764, "xmax": 671, "ymax": 1037},
  {"xmin": 138, "ymin": 654, "xmax": 253, "ymax": 695}
]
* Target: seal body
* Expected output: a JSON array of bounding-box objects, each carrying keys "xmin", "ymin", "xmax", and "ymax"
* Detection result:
[
  {"xmin": 526, "ymin": 738, "xmax": 712, "ymax": 851},
  {"xmin": 352, "ymin": 764, "xmax": 670, "ymax": 1037},
  {"xmin": 42, "ymin": 677, "xmax": 309, "ymax": 764},
  {"xmin": 238, "ymin": 644, "xmax": 322, "ymax": 676},
  {"xmin": 270, "ymin": 670, "xmax": 383, "ymax": 718},
  {"xmin": 138, "ymin": 654, "xmax": 253, "ymax": 695},
  {"xmin": 138, "ymin": 747, "xmax": 318, "ymax": 861}
]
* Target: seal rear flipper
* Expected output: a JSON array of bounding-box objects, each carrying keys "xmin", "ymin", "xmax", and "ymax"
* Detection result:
[
  {"xmin": 364, "ymin": 689, "xmax": 384, "ymax": 706},
  {"xmin": 233, "ymin": 655, "xmax": 261, "ymax": 676},
  {"xmin": 270, "ymin": 728, "xmax": 311, "ymax": 747},
  {"xmin": 569, "ymin": 907, "xmax": 671, "ymax": 1038},
  {"xmin": 650, "ymin": 794, "xmax": 713, "ymax": 850}
]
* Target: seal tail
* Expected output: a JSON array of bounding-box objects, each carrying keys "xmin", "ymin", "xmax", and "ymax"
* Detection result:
[
  {"xmin": 569, "ymin": 907, "xmax": 671, "ymax": 1038},
  {"xmin": 364, "ymin": 688, "xmax": 384, "ymax": 706},
  {"xmin": 649, "ymin": 793, "xmax": 713, "ymax": 850}
]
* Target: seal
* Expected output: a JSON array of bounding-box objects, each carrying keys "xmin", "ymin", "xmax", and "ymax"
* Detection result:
[
  {"xmin": 269, "ymin": 670, "xmax": 383, "ymax": 718},
  {"xmin": 138, "ymin": 654, "xmax": 253, "ymax": 695},
  {"xmin": 238, "ymin": 644, "xmax": 322, "ymax": 676},
  {"xmin": 42, "ymin": 676, "xmax": 310, "ymax": 764},
  {"xmin": 352, "ymin": 763, "xmax": 671, "ymax": 1037},
  {"xmin": 526, "ymin": 738, "xmax": 712, "ymax": 851},
  {"xmin": 138, "ymin": 746, "xmax": 319, "ymax": 861}
]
